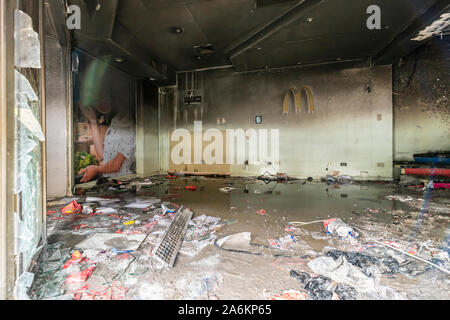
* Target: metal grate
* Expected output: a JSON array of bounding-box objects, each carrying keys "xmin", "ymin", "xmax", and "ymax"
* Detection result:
[{"xmin": 153, "ymin": 206, "xmax": 193, "ymax": 267}]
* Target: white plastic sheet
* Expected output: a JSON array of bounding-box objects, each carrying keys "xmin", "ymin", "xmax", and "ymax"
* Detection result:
[{"xmin": 308, "ymin": 256, "xmax": 406, "ymax": 300}]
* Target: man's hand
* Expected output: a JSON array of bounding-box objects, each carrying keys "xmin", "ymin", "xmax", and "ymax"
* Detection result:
[
  {"xmin": 79, "ymin": 166, "xmax": 99, "ymax": 183},
  {"xmin": 78, "ymin": 153, "xmax": 126, "ymax": 183}
]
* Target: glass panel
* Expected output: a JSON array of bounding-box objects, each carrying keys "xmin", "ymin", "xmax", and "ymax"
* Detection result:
[{"xmin": 14, "ymin": 6, "xmax": 43, "ymax": 280}]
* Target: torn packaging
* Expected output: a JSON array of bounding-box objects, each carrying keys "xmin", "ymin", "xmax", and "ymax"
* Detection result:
[
  {"xmin": 325, "ymin": 250, "xmax": 399, "ymax": 276},
  {"xmin": 289, "ymin": 270, "xmax": 357, "ymax": 300},
  {"xmin": 334, "ymin": 283, "xmax": 357, "ymax": 300},
  {"xmin": 308, "ymin": 256, "xmax": 376, "ymax": 292},
  {"xmin": 290, "ymin": 270, "xmax": 334, "ymax": 300},
  {"xmin": 307, "ymin": 256, "xmax": 405, "ymax": 299},
  {"xmin": 60, "ymin": 201, "xmax": 82, "ymax": 215},
  {"xmin": 66, "ymin": 266, "xmax": 95, "ymax": 285},
  {"xmin": 264, "ymin": 289, "xmax": 307, "ymax": 300},
  {"xmin": 323, "ymin": 218, "xmax": 358, "ymax": 239}
]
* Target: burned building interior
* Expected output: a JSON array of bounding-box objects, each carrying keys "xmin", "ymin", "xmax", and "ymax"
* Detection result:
[{"xmin": 0, "ymin": 0, "xmax": 449, "ymax": 301}]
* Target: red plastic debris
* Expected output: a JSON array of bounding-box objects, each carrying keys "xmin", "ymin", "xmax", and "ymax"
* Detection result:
[
  {"xmin": 323, "ymin": 218, "xmax": 336, "ymax": 229},
  {"xmin": 256, "ymin": 209, "xmax": 267, "ymax": 215},
  {"xmin": 66, "ymin": 266, "xmax": 95, "ymax": 285},
  {"xmin": 74, "ymin": 224, "xmax": 91, "ymax": 231},
  {"xmin": 185, "ymin": 185, "xmax": 197, "ymax": 191},
  {"xmin": 116, "ymin": 253, "xmax": 130, "ymax": 260},
  {"xmin": 74, "ymin": 281, "xmax": 128, "ymax": 300},
  {"xmin": 60, "ymin": 200, "xmax": 82, "ymax": 215},
  {"xmin": 144, "ymin": 221, "xmax": 158, "ymax": 230},
  {"xmin": 47, "ymin": 210, "xmax": 58, "ymax": 215},
  {"xmin": 63, "ymin": 251, "xmax": 84, "ymax": 270}
]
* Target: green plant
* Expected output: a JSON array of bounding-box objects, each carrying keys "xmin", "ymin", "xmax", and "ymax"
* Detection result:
[{"xmin": 75, "ymin": 151, "xmax": 96, "ymax": 174}]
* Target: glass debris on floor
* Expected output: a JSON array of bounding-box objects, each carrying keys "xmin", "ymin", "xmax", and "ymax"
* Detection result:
[{"xmin": 28, "ymin": 176, "xmax": 449, "ymax": 300}]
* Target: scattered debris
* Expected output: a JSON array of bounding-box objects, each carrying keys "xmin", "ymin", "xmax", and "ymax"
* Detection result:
[
  {"xmin": 76, "ymin": 233, "xmax": 147, "ymax": 251},
  {"xmin": 153, "ymin": 207, "xmax": 193, "ymax": 267},
  {"xmin": 60, "ymin": 201, "xmax": 82, "ymax": 215},
  {"xmin": 263, "ymin": 289, "xmax": 307, "ymax": 300},
  {"xmin": 269, "ymin": 235, "xmax": 297, "ymax": 251},
  {"xmin": 256, "ymin": 209, "xmax": 267, "ymax": 215},
  {"xmin": 323, "ymin": 218, "xmax": 358, "ymax": 239},
  {"xmin": 219, "ymin": 187, "xmax": 235, "ymax": 192},
  {"xmin": 32, "ymin": 176, "xmax": 450, "ymax": 300}
]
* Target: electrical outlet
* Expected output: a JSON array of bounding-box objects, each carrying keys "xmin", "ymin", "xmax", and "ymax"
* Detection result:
[{"xmin": 340, "ymin": 162, "xmax": 347, "ymax": 167}]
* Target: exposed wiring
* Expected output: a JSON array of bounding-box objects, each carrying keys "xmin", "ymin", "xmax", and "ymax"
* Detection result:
[
  {"xmin": 214, "ymin": 239, "xmax": 295, "ymax": 258},
  {"xmin": 288, "ymin": 220, "xmax": 325, "ymax": 226}
]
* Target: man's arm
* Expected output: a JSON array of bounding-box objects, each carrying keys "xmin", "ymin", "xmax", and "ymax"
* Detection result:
[
  {"xmin": 79, "ymin": 104, "xmax": 104, "ymax": 161},
  {"xmin": 79, "ymin": 152, "xmax": 126, "ymax": 183},
  {"xmin": 89, "ymin": 120, "xmax": 104, "ymax": 161}
]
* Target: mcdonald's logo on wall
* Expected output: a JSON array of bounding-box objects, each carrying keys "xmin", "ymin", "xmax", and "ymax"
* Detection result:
[{"xmin": 282, "ymin": 86, "xmax": 315, "ymax": 115}]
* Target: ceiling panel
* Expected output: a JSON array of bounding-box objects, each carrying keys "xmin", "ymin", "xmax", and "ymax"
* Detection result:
[
  {"xmin": 70, "ymin": 0, "xmax": 447, "ymax": 76},
  {"xmin": 231, "ymin": 0, "xmax": 439, "ymax": 70}
]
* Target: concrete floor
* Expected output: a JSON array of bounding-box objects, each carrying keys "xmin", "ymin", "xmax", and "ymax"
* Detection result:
[{"xmin": 30, "ymin": 176, "xmax": 450, "ymax": 300}]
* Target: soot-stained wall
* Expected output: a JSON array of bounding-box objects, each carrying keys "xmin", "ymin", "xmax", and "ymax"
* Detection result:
[
  {"xmin": 176, "ymin": 64, "xmax": 393, "ymax": 179},
  {"xmin": 393, "ymin": 37, "xmax": 450, "ymax": 161}
]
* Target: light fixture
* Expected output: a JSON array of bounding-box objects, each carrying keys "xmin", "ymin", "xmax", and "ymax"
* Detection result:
[
  {"xmin": 114, "ymin": 57, "xmax": 124, "ymax": 63},
  {"xmin": 306, "ymin": 17, "xmax": 314, "ymax": 23},
  {"xmin": 173, "ymin": 26, "xmax": 184, "ymax": 34}
]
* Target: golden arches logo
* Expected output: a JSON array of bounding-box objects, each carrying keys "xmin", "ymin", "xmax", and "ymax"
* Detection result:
[{"xmin": 282, "ymin": 86, "xmax": 315, "ymax": 115}]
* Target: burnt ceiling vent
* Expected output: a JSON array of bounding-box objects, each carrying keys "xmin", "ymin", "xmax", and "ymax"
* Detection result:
[
  {"xmin": 255, "ymin": 0, "xmax": 297, "ymax": 9},
  {"xmin": 194, "ymin": 44, "xmax": 215, "ymax": 56}
]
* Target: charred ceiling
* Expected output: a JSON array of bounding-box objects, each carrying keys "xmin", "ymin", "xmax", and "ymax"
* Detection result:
[{"xmin": 50, "ymin": 0, "xmax": 449, "ymax": 83}]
